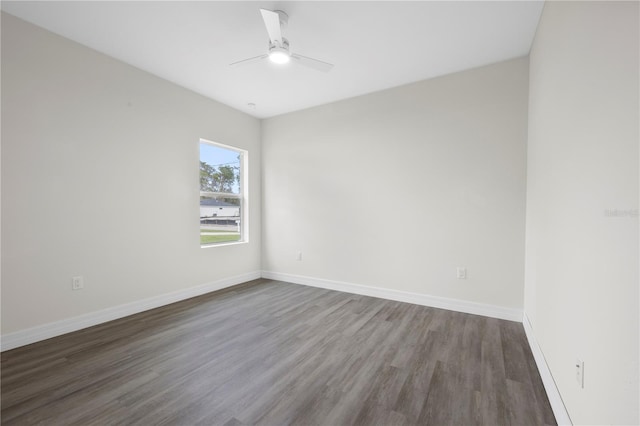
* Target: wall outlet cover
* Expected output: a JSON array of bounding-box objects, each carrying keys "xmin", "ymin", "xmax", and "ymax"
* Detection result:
[
  {"xmin": 575, "ymin": 358, "xmax": 584, "ymax": 388},
  {"xmin": 456, "ymin": 267, "xmax": 467, "ymax": 279},
  {"xmin": 72, "ymin": 276, "xmax": 84, "ymax": 290}
]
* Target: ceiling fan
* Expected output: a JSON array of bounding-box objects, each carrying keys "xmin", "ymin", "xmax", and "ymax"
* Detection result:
[{"xmin": 230, "ymin": 8, "xmax": 334, "ymax": 72}]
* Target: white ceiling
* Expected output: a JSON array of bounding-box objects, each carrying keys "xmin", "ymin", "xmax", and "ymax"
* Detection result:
[{"xmin": 1, "ymin": 1, "xmax": 544, "ymax": 118}]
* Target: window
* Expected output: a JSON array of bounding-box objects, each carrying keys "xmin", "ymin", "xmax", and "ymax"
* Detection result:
[{"xmin": 199, "ymin": 139, "xmax": 247, "ymax": 246}]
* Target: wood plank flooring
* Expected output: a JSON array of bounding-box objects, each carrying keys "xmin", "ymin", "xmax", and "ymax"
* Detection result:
[{"xmin": 1, "ymin": 279, "xmax": 556, "ymax": 425}]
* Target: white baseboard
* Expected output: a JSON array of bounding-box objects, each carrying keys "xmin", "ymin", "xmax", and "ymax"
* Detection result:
[
  {"xmin": 261, "ymin": 270, "xmax": 523, "ymax": 322},
  {"xmin": 0, "ymin": 270, "xmax": 262, "ymax": 352},
  {"xmin": 522, "ymin": 313, "xmax": 572, "ymax": 425}
]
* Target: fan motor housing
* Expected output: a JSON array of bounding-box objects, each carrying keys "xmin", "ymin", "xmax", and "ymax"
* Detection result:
[
  {"xmin": 268, "ymin": 38, "xmax": 290, "ymax": 63},
  {"xmin": 269, "ymin": 38, "xmax": 290, "ymax": 52}
]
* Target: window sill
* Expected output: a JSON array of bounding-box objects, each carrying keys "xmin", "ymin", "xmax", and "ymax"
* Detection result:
[{"xmin": 200, "ymin": 240, "xmax": 248, "ymax": 249}]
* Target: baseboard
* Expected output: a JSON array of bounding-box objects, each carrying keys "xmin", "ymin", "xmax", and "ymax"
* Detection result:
[
  {"xmin": 0, "ymin": 270, "xmax": 262, "ymax": 352},
  {"xmin": 1, "ymin": 270, "xmax": 525, "ymax": 352},
  {"xmin": 261, "ymin": 270, "xmax": 523, "ymax": 322},
  {"xmin": 522, "ymin": 313, "xmax": 573, "ymax": 425}
]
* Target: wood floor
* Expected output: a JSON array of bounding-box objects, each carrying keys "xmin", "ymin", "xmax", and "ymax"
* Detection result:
[{"xmin": 1, "ymin": 279, "xmax": 555, "ymax": 425}]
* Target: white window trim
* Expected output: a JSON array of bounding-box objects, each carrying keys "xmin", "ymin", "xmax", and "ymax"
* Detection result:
[{"xmin": 199, "ymin": 138, "xmax": 248, "ymax": 247}]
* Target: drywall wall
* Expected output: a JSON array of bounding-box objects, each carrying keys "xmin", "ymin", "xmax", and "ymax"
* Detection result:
[
  {"xmin": 1, "ymin": 13, "xmax": 261, "ymax": 336},
  {"xmin": 525, "ymin": 2, "xmax": 639, "ymax": 424},
  {"xmin": 262, "ymin": 58, "xmax": 528, "ymax": 311}
]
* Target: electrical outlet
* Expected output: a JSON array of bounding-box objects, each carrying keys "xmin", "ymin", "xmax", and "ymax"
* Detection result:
[
  {"xmin": 456, "ymin": 267, "xmax": 467, "ymax": 279},
  {"xmin": 575, "ymin": 358, "xmax": 584, "ymax": 388},
  {"xmin": 72, "ymin": 276, "xmax": 84, "ymax": 290}
]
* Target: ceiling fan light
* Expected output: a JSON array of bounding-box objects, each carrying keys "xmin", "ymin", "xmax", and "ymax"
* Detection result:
[{"xmin": 269, "ymin": 48, "xmax": 290, "ymax": 64}]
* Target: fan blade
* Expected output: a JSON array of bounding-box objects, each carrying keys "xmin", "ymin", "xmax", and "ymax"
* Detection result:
[
  {"xmin": 229, "ymin": 54, "xmax": 268, "ymax": 67},
  {"xmin": 291, "ymin": 54, "xmax": 334, "ymax": 73},
  {"xmin": 260, "ymin": 9, "xmax": 283, "ymax": 44}
]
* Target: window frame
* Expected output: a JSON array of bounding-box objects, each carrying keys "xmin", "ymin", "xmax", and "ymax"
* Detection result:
[{"xmin": 199, "ymin": 138, "xmax": 248, "ymax": 247}]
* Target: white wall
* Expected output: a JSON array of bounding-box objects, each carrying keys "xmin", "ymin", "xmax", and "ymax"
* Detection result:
[
  {"xmin": 525, "ymin": 2, "xmax": 639, "ymax": 424},
  {"xmin": 1, "ymin": 13, "xmax": 261, "ymax": 336},
  {"xmin": 262, "ymin": 58, "xmax": 529, "ymax": 311}
]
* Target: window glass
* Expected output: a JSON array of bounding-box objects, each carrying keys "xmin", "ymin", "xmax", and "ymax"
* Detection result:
[{"xmin": 200, "ymin": 140, "xmax": 246, "ymax": 245}]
